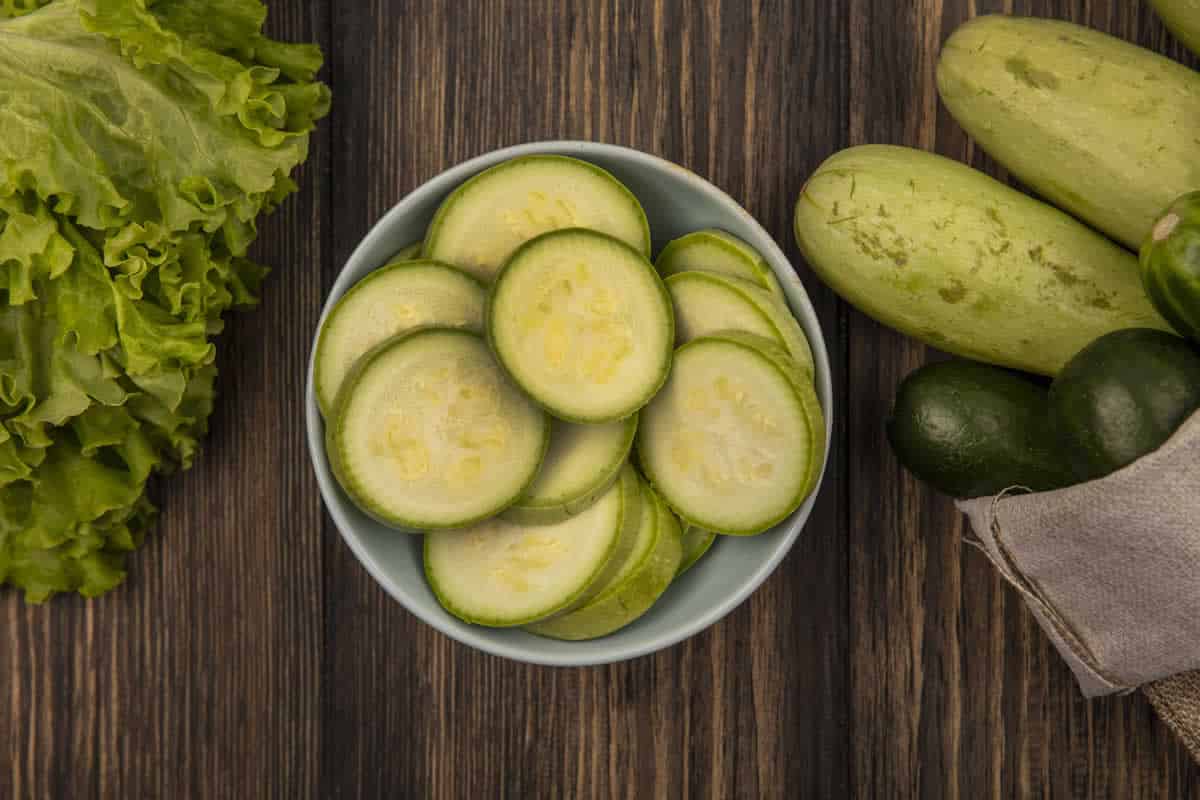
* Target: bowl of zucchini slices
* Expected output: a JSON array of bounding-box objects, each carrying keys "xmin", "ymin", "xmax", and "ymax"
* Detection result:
[{"xmin": 307, "ymin": 141, "xmax": 832, "ymax": 665}]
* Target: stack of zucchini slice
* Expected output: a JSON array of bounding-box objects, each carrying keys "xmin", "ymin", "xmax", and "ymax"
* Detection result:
[{"xmin": 316, "ymin": 155, "xmax": 824, "ymax": 639}]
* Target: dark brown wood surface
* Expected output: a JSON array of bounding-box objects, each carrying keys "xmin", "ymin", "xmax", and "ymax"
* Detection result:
[{"xmin": 3, "ymin": 1, "xmax": 1199, "ymax": 797}]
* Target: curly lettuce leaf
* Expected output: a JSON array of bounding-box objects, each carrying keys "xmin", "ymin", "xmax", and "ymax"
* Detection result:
[
  {"xmin": 0, "ymin": 436, "xmax": 158, "ymax": 601},
  {"xmin": 126, "ymin": 361, "xmax": 215, "ymax": 470},
  {"xmin": 0, "ymin": 0, "xmax": 329, "ymax": 255},
  {"xmin": 0, "ymin": 195, "xmax": 75, "ymax": 305},
  {"xmin": 144, "ymin": 0, "xmax": 324, "ymax": 82},
  {"xmin": 0, "ymin": 0, "xmax": 50, "ymax": 19},
  {"xmin": 0, "ymin": 0, "xmax": 327, "ymax": 601}
]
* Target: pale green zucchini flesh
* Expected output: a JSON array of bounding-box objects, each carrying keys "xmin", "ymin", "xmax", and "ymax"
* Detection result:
[
  {"xmin": 328, "ymin": 328, "xmax": 548, "ymax": 530},
  {"xmin": 656, "ymin": 229, "xmax": 784, "ymax": 299},
  {"xmin": 488, "ymin": 228, "xmax": 674, "ymax": 423},
  {"xmin": 314, "ymin": 260, "xmax": 484, "ymax": 416},
  {"xmin": 424, "ymin": 154, "xmax": 651, "ymax": 282},
  {"xmin": 677, "ymin": 525, "xmax": 717, "ymax": 576},
  {"xmin": 388, "ymin": 241, "xmax": 423, "ymax": 261},
  {"xmin": 637, "ymin": 332, "xmax": 823, "ymax": 536},
  {"xmin": 666, "ymin": 270, "xmax": 814, "ymax": 376},
  {"xmin": 504, "ymin": 415, "xmax": 637, "ymax": 525},
  {"xmin": 525, "ymin": 477, "xmax": 682, "ymax": 640},
  {"xmin": 424, "ymin": 463, "xmax": 640, "ymax": 626}
]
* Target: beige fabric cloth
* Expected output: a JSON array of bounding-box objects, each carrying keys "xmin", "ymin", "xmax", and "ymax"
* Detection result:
[
  {"xmin": 1145, "ymin": 671, "xmax": 1200, "ymax": 762},
  {"xmin": 957, "ymin": 411, "xmax": 1200, "ymax": 761}
]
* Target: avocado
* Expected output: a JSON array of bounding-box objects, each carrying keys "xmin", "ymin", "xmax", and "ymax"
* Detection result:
[
  {"xmin": 888, "ymin": 359, "xmax": 1073, "ymax": 499},
  {"xmin": 1048, "ymin": 328, "xmax": 1200, "ymax": 483}
]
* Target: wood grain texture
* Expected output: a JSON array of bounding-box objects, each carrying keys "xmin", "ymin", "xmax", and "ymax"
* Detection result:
[{"xmin": 3, "ymin": 1, "xmax": 1199, "ymax": 798}]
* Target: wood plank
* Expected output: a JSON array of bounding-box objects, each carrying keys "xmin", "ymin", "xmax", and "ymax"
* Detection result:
[
  {"xmin": 845, "ymin": 1, "xmax": 1200, "ymax": 797},
  {"xmin": 0, "ymin": 2, "xmax": 331, "ymax": 798},
  {"xmin": 320, "ymin": 1, "xmax": 849, "ymax": 798}
]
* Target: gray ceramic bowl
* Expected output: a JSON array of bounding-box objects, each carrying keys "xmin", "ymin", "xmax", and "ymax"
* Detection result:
[{"xmin": 306, "ymin": 141, "xmax": 833, "ymax": 666}]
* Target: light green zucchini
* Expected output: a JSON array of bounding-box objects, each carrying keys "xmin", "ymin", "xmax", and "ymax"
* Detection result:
[
  {"xmin": 487, "ymin": 228, "xmax": 674, "ymax": 423},
  {"xmin": 677, "ymin": 524, "xmax": 716, "ymax": 576},
  {"xmin": 666, "ymin": 270, "xmax": 814, "ymax": 376},
  {"xmin": 1150, "ymin": 0, "xmax": 1200, "ymax": 57},
  {"xmin": 525, "ymin": 477, "xmax": 682, "ymax": 640},
  {"xmin": 503, "ymin": 415, "xmax": 637, "ymax": 525},
  {"xmin": 314, "ymin": 260, "xmax": 484, "ymax": 416},
  {"xmin": 656, "ymin": 229, "xmax": 784, "ymax": 299},
  {"xmin": 388, "ymin": 241, "xmax": 424, "ymax": 261},
  {"xmin": 937, "ymin": 14, "xmax": 1200, "ymax": 249},
  {"xmin": 327, "ymin": 328, "xmax": 548, "ymax": 530},
  {"xmin": 794, "ymin": 145, "xmax": 1170, "ymax": 376},
  {"xmin": 637, "ymin": 331, "xmax": 824, "ymax": 536},
  {"xmin": 424, "ymin": 464, "xmax": 641, "ymax": 627},
  {"xmin": 424, "ymin": 155, "xmax": 651, "ymax": 282}
]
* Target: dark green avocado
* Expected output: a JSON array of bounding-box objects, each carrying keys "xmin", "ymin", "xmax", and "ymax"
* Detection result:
[
  {"xmin": 1048, "ymin": 328, "xmax": 1200, "ymax": 483},
  {"xmin": 888, "ymin": 359, "xmax": 1073, "ymax": 499}
]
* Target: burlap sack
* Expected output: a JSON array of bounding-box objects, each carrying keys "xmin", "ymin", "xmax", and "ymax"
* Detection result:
[{"xmin": 957, "ymin": 411, "xmax": 1200, "ymax": 762}]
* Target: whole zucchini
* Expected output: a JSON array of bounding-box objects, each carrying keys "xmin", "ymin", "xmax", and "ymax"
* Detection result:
[
  {"xmin": 1140, "ymin": 192, "xmax": 1200, "ymax": 342},
  {"xmin": 1151, "ymin": 0, "xmax": 1200, "ymax": 58},
  {"xmin": 1048, "ymin": 328, "xmax": 1200, "ymax": 483},
  {"xmin": 937, "ymin": 15, "xmax": 1200, "ymax": 249},
  {"xmin": 888, "ymin": 360, "xmax": 1073, "ymax": 499},
  {"xmin": 793, "ymin": 145, "xmax": 1170, "ymax": 375}
]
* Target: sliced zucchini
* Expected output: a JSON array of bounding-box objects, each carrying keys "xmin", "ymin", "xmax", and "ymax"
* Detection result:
[
  {"xmin": 488, "ymin": 228, "xmax": 674, "ymax": 423},
  {"xmin": 314, "ymin": 260, "xmax": 485, "ymax": 416},
  {"xmin": 504, "ymin": 415, "xmax": 637, "ymax": 525},
  {"xmin": 555, "ymin": 464, "xmax": 645, "ymax": 610},
  {"xmin": 715, "ymin": 330, "xmax": 820, "ymax": 402},
  {"xmin": 705, "ymin": 330, "xmax": 824, "ymax": 472},
  {"xmin": 637, "ymin": 331, "xmax": 825, "ymax": 535},
  {"xmin": 656, "ymin": 228, "xmax": 784, "ymax": 299},
  {"xmin": 327, "ymin": 328, "xmax": 548, "ymax": 530},
  {"xmin": 666, "ymin": 270, "xmax": 814, "ymax": 376},
  {"xmin": 765, "ymin": 296, "xmax": 815, "ymax": 378},
  {"xmin": 525, "ymin": 477, "xmax": 682, "ymax": 640},
  {"xmin": 424, "ymin": 463, "xmax": 641, "ymax": 626},
  {"xmin": 424, "ymin": 155, "xmax": 651, "ymax": 282},
  {"xmin": 677, "ymin": 524, "xmax": 716, "ymax": 576},
  {"xmin": 388, "ymin": 241, "xmax": 423, "ymax": 261}
]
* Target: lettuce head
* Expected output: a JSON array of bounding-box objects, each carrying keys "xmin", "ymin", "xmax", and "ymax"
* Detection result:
[{"xmin": 0, "ymin": 0, "xmax": 329, "ymax": 600}]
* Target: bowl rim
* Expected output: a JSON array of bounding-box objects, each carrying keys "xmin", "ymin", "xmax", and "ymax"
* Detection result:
[{"xmin": 305, "ymin": 140, "xmax": 833, "ymax": 667}]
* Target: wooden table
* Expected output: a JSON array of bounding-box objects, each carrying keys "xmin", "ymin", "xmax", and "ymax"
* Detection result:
[{"xmin": 4, "ymin": 1, "xmax": 1199, "ymax": 797}]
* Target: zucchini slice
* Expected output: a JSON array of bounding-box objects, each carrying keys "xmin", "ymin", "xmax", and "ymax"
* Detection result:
[
  {"xmin": 388, "ymin": 240, "xmax": 424, "ymax": 261},
  {"xmin": 488, "ymin": 228, "xmax": 674, "ymax": 423},
  {"xmin": 327, "ymin": 328, "xmax": 548, "ymax": 530},
  {"xmin": 637, "ymin": 331, "xmax": 825, "ymax": 535},
  {"xmin": 666, "ymin": 270, "xmax": 814, "ymax": 376},
  {"xmin": 314, "ymin": 260, "xmax": 484, "ymax": 416},
  {"xmin": 677, "ymin": 524, "xmax": 716, "ymax": 576},
  {"xmin": 424, "ymin": 155, "xmax": 651, "ymax": 282},
  {"xmin": 656, "ymin": 228, "xmax": 785, "ymax": 299},
  {"xmin": 525, "ymin": 476, "xmax": 682, "ymax": 640},
  {"xmin": 504, "ymin": 415, "xmax": 637, "ymax": 525},
  {"xmin": 424, "ymin": 464, "xmax": 641, "ymax": 626}
]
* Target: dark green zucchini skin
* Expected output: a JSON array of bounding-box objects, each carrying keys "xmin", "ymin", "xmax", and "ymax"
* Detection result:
[
  {"xmin": 1049, "ymin": 328, "xmax": 1200, "ymax": 483},
  {"xmin": 887, "ymin": 360, "xmax": 1073, "ymax": 499},
  {"xmin": 1140, "ymin": 192, "xmax": 1200, "ymax": 344}
]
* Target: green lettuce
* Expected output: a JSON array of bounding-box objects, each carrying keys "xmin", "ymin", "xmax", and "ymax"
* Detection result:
[
  {"xmin": 0, "ymin": 0, "xmax": 327, "ymax": 600},
  {"xmin": 0, "ymin": 1, "xmax": 51, "ymax": 19}
]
